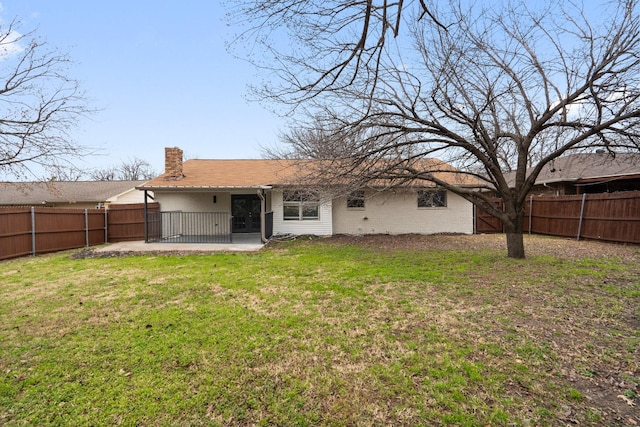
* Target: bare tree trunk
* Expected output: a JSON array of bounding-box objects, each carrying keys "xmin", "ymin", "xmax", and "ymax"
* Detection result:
[{"xmin": 504, "ymin": 218, "xmax": 525, "ymax": 259}]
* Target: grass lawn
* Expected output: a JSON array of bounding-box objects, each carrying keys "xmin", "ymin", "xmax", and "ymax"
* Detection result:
[{"xmin": 0, "ymin": 234, "xmax": 638, "ymax": 426}]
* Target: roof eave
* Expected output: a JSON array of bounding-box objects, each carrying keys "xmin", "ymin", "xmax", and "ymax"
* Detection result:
[{"xmin": 136, "ymin": 185, "xmax": 274, "ymax": 191}]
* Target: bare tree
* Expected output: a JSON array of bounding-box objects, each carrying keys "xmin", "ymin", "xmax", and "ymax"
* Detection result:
[
  {"xmin": 233, "ymin": 0, "xmax": 640, "ymax": 258},
  {"xmin": 118, "ymin": 157, "xmax": 156, "ymax": 180},
  {"xmin": 89, "ymin": 166, "xmax": 118, "ymax": 181},
  {"xmin": 47, "ymin": 167, "xmax": 85, "ymax": 182},
  {"xmin": 89, "ymin": 158, "xmax": 156, "ymax": 181},
  {"xmin": 0, "ymin": 20, "xmax": 92, "ymax": 180}
]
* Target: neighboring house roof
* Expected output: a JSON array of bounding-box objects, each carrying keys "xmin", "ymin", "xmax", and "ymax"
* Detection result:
[
  {"xmin": 506, "ymin": 152, "xmax": 640, "ymax": 187},
  {"xmin": 0, "ymin": 180, "xmax": 146, "ymax": 206},
  {"xmin": 138, "ymin": 158, "xmax": 480, "ymax": 190}
]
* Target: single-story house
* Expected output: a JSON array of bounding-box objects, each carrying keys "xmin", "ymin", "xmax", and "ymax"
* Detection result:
[
  {"xmin": 0, "ymin": 180, "xmax": 147, "ymax": 209},
  {"xmin": 507, "ymin": 152, "xmax": 640, "ymax": 196},
  {"xmin": 137, "ymin": 147, "xmax": 478, "ymax": 243}
]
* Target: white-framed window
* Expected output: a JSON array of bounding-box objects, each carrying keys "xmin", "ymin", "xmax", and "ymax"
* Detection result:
[
  {"xmin": 417, "ymin": 189, "xmax": 447, "ymax": 208},
  {"xmin": 283, "ymin": 189, "xmax": 320, "ymax": 220},
  {"xmin": 346, "ymin": 190, "xmax": 365, "ymax": 209}
]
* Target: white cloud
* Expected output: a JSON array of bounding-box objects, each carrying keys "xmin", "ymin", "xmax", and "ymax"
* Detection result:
[
  {"xmin": 0, "ymin": 28, "xmax": 23, "ymax": 59},
  {"xmin": 550, "ymin": 97, "xmax": 586, "ymax": 119},
  {"xmin": 0, "ymin": 2, "xmax": 24, "ymax": 60}
]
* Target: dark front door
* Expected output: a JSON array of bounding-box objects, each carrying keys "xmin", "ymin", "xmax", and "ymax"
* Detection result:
[{"xmin": 231, "ymin": 195, "xmax": 261, "ymax": 233}]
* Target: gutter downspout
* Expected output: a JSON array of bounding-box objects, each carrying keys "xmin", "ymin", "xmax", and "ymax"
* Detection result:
[{"xmin": 257, "ymin": 189, "xmax": 267, "ymax": 243}]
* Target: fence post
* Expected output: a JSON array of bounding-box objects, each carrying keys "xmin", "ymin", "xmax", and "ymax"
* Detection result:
[
  {"xmin": 85, "ymin": 209, "xmax": 89, "ymax": 247},
  {"xmin": 104, "ymin": 208, "xmax": 108, "ymax": 243},
  {"xmin": 31, "ymin": 207, "xmax": 36, "ymax": 256},
  {"xmin": 577, "ymin": 193, "xmax": 587, "ymax": 241},
  {"xmin": 528, "ymin": 195, "xmax": 533, "ymax": 235}
]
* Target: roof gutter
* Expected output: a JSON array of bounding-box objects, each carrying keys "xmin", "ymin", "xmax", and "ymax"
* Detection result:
[{"xmin": 135, "ymin": 185, "xmax": 274, "ymax": 191}]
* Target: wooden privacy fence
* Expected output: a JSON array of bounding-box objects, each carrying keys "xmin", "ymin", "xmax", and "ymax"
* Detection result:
[
  {"xmin": 107, "ymin": 203, "xmax": 159, "ymax": 242},
  {"xmin": 475, "ymin": 191, "xmax": 640, "ymax": 244},
  {"xmin": 0, "ymin": 203, "xmax": 159, "ymax": 261}
]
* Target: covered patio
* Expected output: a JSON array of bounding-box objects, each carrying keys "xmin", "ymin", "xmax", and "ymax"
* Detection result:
[{"xmin": 143, "ymin": 209, "xmax": 273, "ymax": 244}]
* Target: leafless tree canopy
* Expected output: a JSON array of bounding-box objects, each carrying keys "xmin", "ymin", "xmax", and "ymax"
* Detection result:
[
  {"xmin": 118, "ymin": 158, "xmax": 156, "ymax": 181},
  {"xmin": 89, "ymin": 167, "xmax": 118, "ymax": 182},
  {"xmin": 0, "ymin": 20, "xmax": 91, "ymax": 180},
  {"xmin": 90, "ymin": 158, "xmax": 156, "ymax": 181},
  {"xmin": 232, "ymin": 0, "xmax": 640, "ymax": 257},
  {"xmin": 227, "ymin": 0, "xmax": 445, "ymax": 104}
]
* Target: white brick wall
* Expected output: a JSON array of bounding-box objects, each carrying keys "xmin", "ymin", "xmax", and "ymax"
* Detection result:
[
  {"xmin": 332, "ymin": 189, "xmax": 473, "ymax": 235},
  {"xmin": 154, "ymin": 188, "xmax": 472, "ymax": 236}
]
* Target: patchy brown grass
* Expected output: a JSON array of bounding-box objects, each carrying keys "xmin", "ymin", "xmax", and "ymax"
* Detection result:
[
  {"xmin": 272, "ymin": 234, "xmax": 639, "ymax": 424},
  {"xmin": 1, "ymin": 234, "xmax": 638, "ymax": 426}
]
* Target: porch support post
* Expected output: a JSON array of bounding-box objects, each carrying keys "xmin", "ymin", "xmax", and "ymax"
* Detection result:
[
  {"xmin": 144, "ymin": 190, "xmax": 149, "ymax": 243},
  {"xmin": 257, "ymin": 189, "xmax": 267, "ymax": 243}
]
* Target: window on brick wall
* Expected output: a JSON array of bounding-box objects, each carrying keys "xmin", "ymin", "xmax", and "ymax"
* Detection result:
[
  {"xmin": 346, "ymin": 190, "xmax": 365, "ymax": 209},
  {"xmin": 417, "ymin": 189, "xmax": 447, "ymax": 208}
]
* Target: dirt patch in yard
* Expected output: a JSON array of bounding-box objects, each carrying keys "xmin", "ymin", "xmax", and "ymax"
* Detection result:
[{"xmin": 322, "ymin": 233, "xmax": 639, "ymax": 261}]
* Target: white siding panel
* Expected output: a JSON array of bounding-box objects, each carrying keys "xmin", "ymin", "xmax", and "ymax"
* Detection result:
[
  {"xmin": 332, "ymin": 190, "xmax": 473, "ymax": 235},
  {"xmin": 155, "ymin": 192, "xmax": 231, "ymax": 213},
  {"xmin": 109, "ymin": 189, "xmax": 146, "ymax": 204},
  {"xmin": 271, "ymin": 190, "xmax": 333, "ymax": 236}
]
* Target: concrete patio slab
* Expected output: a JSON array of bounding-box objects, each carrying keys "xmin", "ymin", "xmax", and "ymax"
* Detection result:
[{"xmin": 95, "ymin": 233, "xmax": 265, "ymax": 253}]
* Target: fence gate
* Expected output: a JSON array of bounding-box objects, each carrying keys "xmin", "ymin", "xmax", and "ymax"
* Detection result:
[{"xmin": 474, "ymin": 202, "xmax": 503, "ymax": 234}]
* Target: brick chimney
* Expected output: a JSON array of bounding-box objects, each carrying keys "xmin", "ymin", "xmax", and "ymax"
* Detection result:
[{"xmin": 164, "ymin": 147, "xmax": 184, "ymax": 180}]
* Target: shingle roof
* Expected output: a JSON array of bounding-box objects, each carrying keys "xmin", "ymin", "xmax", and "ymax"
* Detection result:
[
  {"xmin": 503, "ymin": 153, "xmax": 640, "ymax": 187},
  {"xmin": 138, "ymin": 159, "xmax": 300, "ymax": 189},
  {"xmin": 138, "ymin": 158, "xmax": 481, "ymax": 190},
  {"xmin": 535, "ymin": 153, "xmax": 640, "ymax": 184},
  {"xmin": 0, "ymin": 181, "xmax": 146, "ymax": 205}
]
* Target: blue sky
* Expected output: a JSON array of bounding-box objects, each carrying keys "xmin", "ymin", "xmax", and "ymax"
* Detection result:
[{"xmin": 1, "ymin": 1, "xmax": 283, "ymax": 175}]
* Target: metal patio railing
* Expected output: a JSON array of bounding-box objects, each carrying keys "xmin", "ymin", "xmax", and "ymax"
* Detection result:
[{"xmin": 146, "ymin": 211, "xmax": 232, "ymax": 243}]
